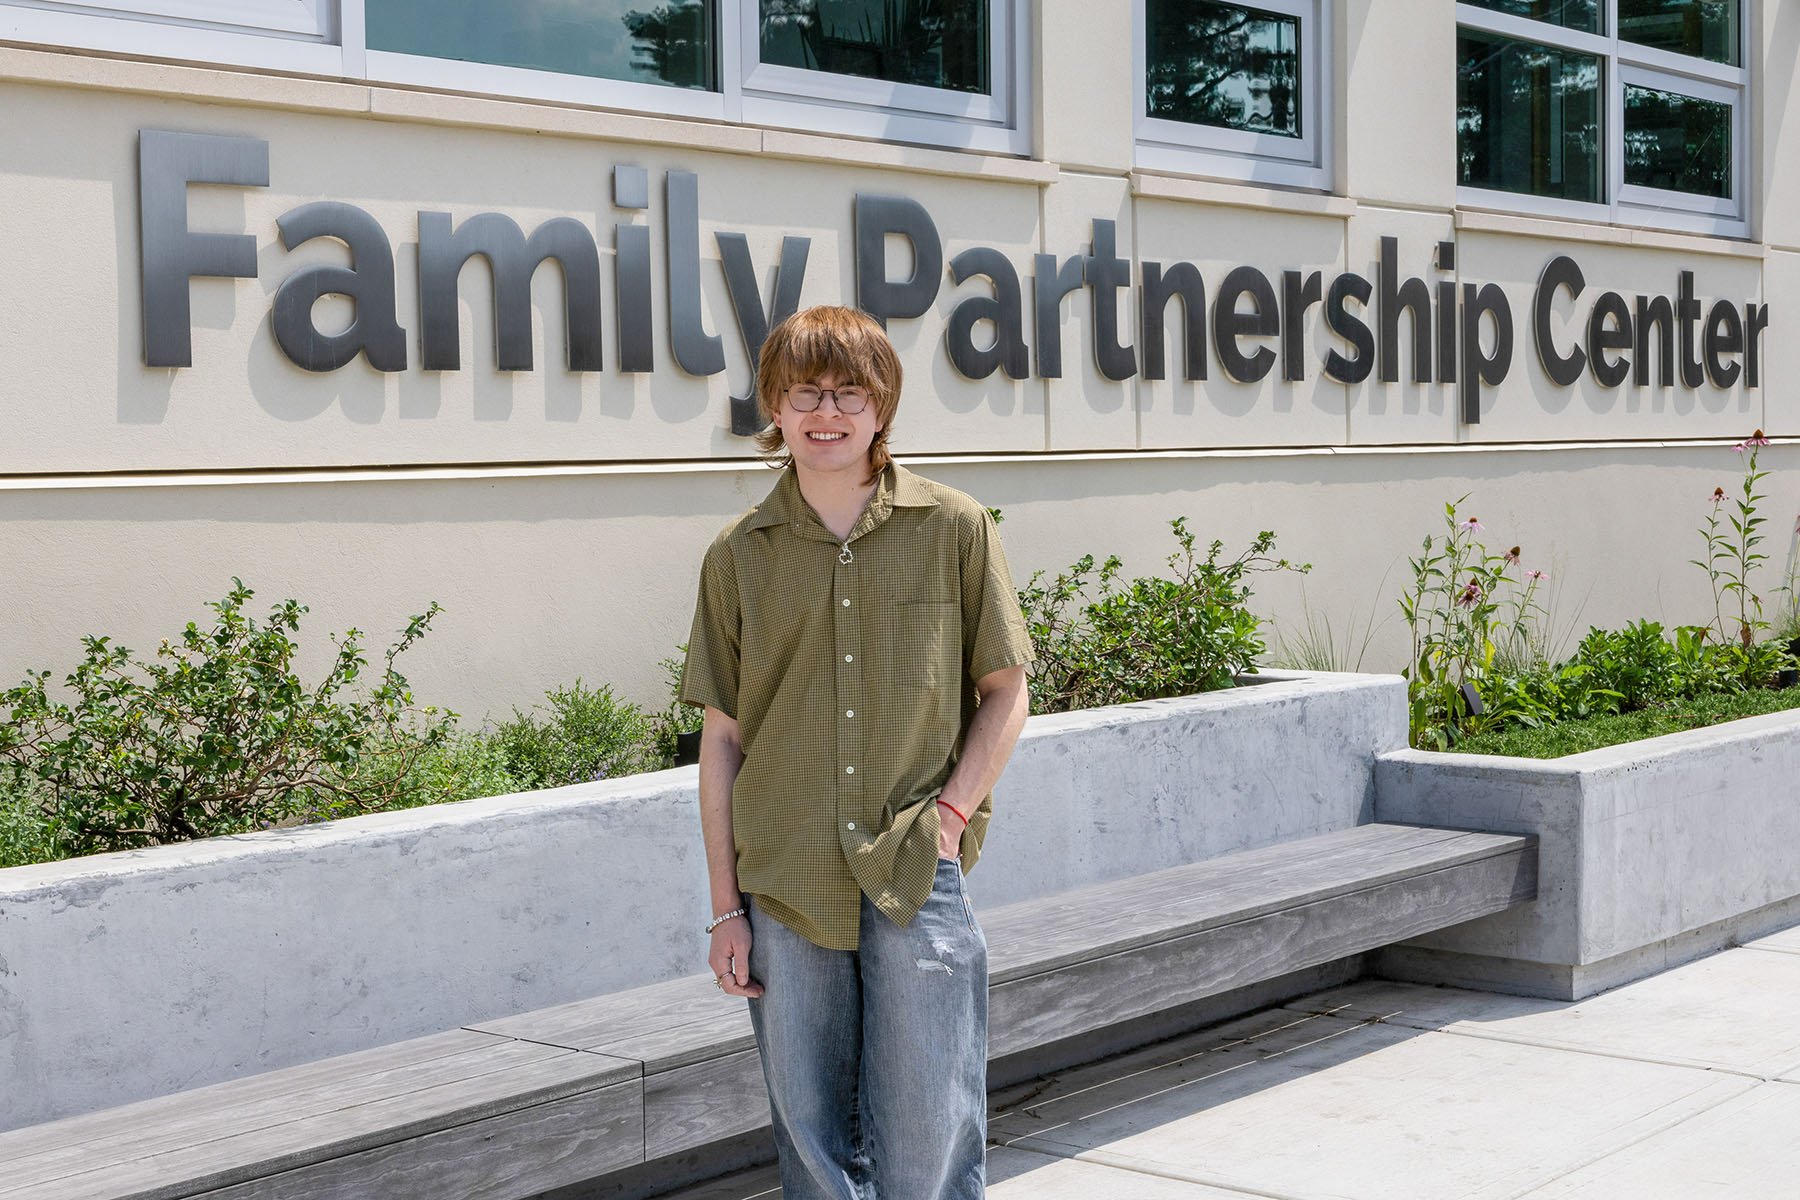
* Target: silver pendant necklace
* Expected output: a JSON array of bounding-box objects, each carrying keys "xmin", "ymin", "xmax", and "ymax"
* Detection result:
[{"xmin": 837, "ymin": 485, "xmax": 879, "ymax": 565}]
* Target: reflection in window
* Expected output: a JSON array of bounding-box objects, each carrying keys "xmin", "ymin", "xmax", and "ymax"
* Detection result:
[
  {"xmin": 366, "ymin": 0, "xmax": 716, "ymax": 90},
  {"xmin": 1457, "ymin": 29, "xmax": 1600, "ymax": 202},
  {"xmin": 1146, "ymin": 0, "xmax": 1301, "ymax": 137},
  {"xmin": 759, "ymin": 0, "xmax": 990, "ymax": 95},
  {"xmin": 1625, "ymin": 84, "xmax": 1731, "ymax": 196},
  {"xmin": 1458, "ymin": 0, "xmax": 1600, "ymax": 34},
  {"xmin": 1618, "ymin": 0, "xmax": 1738, "ymax": 65}
]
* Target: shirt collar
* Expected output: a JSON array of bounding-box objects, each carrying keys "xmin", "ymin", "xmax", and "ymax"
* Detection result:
[{"xmin": 746, "ymin": 463, "xmax": 937, "ymax": 534}]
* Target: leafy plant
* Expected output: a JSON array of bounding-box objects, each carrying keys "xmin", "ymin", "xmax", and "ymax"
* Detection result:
[
  {"xmin": 1693, "ymin": 431, "xmax": 1775, "ymax": 648},
  {"xmin": 490, "ymin": 679, "xmax": 654, "ymax": 789},
  {"xmin": 1020, "ymin": 519, "xmax": 1308, "ymax": 714},
  {"xmin": 0, "ymin": 580, "xmax": 450, "ymax": 859},
  {"xmin": 1572, "ymin": 620, "xmax": 1682, "ymax": 712},
  {"xmin": 1399, "ymin": 498, "xmax": 1550, "ymax": 749},
  {"xmin": 0, "ymin": 767, "xmax": 53, "ymax": 869}
]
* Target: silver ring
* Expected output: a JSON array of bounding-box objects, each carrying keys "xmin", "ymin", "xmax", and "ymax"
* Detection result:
[{"xmin": 714, "ymin": 976, "xmax": 725, "ymax": 988}]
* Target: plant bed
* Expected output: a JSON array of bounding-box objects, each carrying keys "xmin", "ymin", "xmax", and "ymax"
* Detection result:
[
  {"xmin": 1449, "ymin": 686, "xmax": 1800, "ymax": 758},
  {"xmin": 1376, "ymin": 703, "xmax": 1800, "ymax": 1002}
]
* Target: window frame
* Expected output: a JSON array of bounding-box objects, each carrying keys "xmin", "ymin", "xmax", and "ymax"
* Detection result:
[
  {"xmin": 1455, "ymin": 1, "xmax": 1752, "ymax": 238},
  {"xmin": 1, "ymin": 0, "xmax": 1030, "ymax": 157},
  {"xmin": 1132, "ymin": 0, "xmax": 1334, "ymax": 192},
  {"xmin": 0, "ymin": 2, "xmax": 340, "ymax": 73}
]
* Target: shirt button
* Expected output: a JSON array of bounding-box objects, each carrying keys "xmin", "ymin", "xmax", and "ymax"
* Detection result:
[
  {"xmin": 846, "ymin": 709, "xmax": 854, "ymax": 718},
  {"xmin": 847, "ymin": 821, "xmax": 856, "ymax": 830},
  {"xmin": 844, "ymin": 654, "xmax": 853, "ymax": 663},
  {"xmin": 842, "ymin": 598, "xmax": 851, "ymax": 607},
  {"xmin": 846, "ymin": 766, "xmax": 855, "ymax": 774}
]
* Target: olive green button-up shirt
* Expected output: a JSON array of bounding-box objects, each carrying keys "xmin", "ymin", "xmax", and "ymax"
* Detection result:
[{"xmin": 680, "ymin": 463, "xmax": 1033, "ymax": 950}]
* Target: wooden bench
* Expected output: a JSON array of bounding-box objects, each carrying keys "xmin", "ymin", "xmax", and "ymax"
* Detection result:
[{"xmin": 0, "ymin": 822, "xmax": 1536, "ymax": 1200}]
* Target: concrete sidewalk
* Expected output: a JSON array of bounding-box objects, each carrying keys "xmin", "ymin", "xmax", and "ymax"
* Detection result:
[{"xmin": 661, "ymin": 923, "xmax": 1800, "ymax": 1199}]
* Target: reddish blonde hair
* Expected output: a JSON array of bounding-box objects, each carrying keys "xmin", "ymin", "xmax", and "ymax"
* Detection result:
[{"xmin": 755, "ymin": 306, "xmax": 903, "ymax": 482}]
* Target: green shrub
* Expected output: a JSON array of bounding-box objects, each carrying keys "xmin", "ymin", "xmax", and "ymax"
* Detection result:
[
  {"xmin": 0, "ymin": 580, "xmax": 451, "ymax": 858},
  {"xmin": 0, "ymin": 767, "xmax": 54, "ymax": 868},
  {"xmin": 1020, "ymin": 519, "xmax": 1307, "ymax": 715},
  {"xmin": 297, "ymin": 726, "xmax": 525, "ymax": 819},
  {"xmin": 1572, "ymin": 620, "xmax": 1683, "ymax": 712},
  {"xmin": 490, "ymin": 679, "xmax": 654, "ymax": 788}
]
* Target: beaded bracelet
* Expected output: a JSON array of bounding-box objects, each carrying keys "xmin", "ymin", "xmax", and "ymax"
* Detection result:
[{"xmin": 705, "ymin": 907, "xmax": 747, "ymax": 934}]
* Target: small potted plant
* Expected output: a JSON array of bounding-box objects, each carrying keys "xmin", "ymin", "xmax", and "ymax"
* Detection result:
[{"xmin": 651, "ymin": 647, "xmax": 706, "ymax": 766}]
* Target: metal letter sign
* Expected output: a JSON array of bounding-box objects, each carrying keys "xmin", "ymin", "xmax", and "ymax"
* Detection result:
[
  {"xmin": 417, "ymin": 211, "xmax": 603, "ymax": 372},
  {"xmin": 139, "ymin": 130, "xmax": 269, "ymax": 367},
  {"xmin": 717, "ymin": 231, "xmax": 810, "ymax": 435},
  {"xmin": 131, "ymin": 127, "xmax": 1773, "ymax": 437},
  {"xmin": 272, "ymin": 202, "xmax": 407, "ymax": 372},
  {"xmin": 854, "ymin": 194, "xmax": 942, "ymax": 328}
]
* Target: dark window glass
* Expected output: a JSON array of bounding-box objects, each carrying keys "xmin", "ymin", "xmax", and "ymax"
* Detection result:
[
  {"xmin": 1145, "ymin": 0, "xmax": 1302, "ymax": 138},
  {"xmin": 1624, "ymin": 84, "xmax": 1731, "ymax": 196},
  {"xmin": 759, "ymin": 1, "xmax": 990, "ymax": 95},
  {"xmin": 366, "ymin": 0, "xmax": 716, "ymax": 91},
  {"xmin": 1458, "ymin": 0, "xmax": 1600, "ymax": 34},
  {"xmin": 1618, "ymin": 0, "xmax": 1739, "ymax": 65},
  {"xmin": 1457, "ymin": 29, "xmax": 1601, "ymax": 202}
]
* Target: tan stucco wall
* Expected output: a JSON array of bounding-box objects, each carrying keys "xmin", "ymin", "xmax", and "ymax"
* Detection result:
[{"xmin": 4, "ymin": 442, "xmax": 1795, "ymax": 720}]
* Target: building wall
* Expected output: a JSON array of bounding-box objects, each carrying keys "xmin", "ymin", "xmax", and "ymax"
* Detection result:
[{"xmin": 2, "ymin": 3, "xmax": 1798, "ymax": 719}]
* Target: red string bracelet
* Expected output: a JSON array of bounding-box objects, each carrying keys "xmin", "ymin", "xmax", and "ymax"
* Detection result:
[{"xmin": 936, "ymin": 800, "xmax": 968, "ymax": 829}]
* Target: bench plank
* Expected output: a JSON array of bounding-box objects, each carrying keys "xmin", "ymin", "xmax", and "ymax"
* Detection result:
[
  {"xmin": 986, "ymin": 825, "xmax": 1534, "ymax": 982},
  {"xmin": 0, "ymin": 1029, "xmax": 506, "ymax": 1161},
  {"xmin": 3, "ymin": 1046, "xmax": 640, "ymax": 1200},
  {"xmin": 470, "ymin": 973, "xmax": 756, "ymax": 1075},
  {"xmin": 197, "ymin": 1079, "xmax": 643, "ymax": 1200},
  {"xmin": 988, "ymin": 840, "xmax": 1537, "ymax": 1057},
  {"xmin": 643, "ymin": 1049, "xmax": 771, "ymax": 1160}
]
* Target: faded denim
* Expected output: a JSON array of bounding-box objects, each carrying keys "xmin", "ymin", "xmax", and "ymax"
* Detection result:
[{"xmin": 747, "ymin": 856, "xmax": 989, "ymax": 1200}]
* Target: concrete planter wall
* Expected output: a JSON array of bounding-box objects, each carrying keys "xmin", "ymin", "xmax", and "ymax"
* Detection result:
[
  {"xmin": 1375, "ymin": 706, "xmax": 1800, "ymax": 1001},
  {"xmin": 0, "ymin": 670, "xmax": 1402, "ymax": 1132}
]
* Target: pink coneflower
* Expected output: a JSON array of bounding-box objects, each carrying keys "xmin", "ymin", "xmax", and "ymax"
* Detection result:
[
  {"xmin": 1456, "ymin": 580, "xmax": 1483, "ymax": 608},
  {"xmin": 1503, "ymin": 546, "xmax": 1521, "ymax": 565},
  {"xmin": 1461, "ymin": 516, "xmax": 1483, "ymax": 532},
  {"xmin": 1712, "ymin": 486, "xmax": 1726, "ymax": 503},
  {"xmin": 1748, "ymin": 429, "xmax": 1771, "ymax": 446},
  {"xmin": 1526, "ymin": 568, "xmax": 1547, "ymax": 581}
]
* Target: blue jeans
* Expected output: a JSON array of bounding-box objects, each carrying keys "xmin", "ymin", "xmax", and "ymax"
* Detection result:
[{"xmin": 746, "ymin": 857, "xmax": 988, "ymax": 1200}]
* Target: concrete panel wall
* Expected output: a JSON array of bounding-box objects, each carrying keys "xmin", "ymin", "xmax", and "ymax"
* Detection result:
[
  {"xmin": 1376, "ymin": 708, "xmax": 1800, "ymax": 998},
  {"xmin": 0, "ymin": 671, "xmax": 1403, "ymax": 1131}
]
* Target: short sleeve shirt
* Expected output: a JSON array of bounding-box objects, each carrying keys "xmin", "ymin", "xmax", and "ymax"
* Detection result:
[{"xmin": 680, "ymin": 463, "xmax": 1034, "ymax": 950}]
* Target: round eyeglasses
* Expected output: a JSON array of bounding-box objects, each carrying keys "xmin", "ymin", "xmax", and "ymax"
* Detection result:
[{"xmin": 785, "ymin": 384, "xmax": 870, "ymax": 415}]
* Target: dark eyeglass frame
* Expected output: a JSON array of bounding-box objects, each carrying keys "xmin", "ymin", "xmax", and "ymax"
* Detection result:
[{"xmin": 784, "ymin": 384, "xmax": 871, "ymax": 415}]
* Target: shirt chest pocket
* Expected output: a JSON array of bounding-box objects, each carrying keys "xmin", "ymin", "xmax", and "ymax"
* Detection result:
[{"xmin": 884, "ymin": 599, "xmax": 958, "ymax": 688}]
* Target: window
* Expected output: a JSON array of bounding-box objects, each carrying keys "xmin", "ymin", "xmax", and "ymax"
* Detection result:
[
  {"xmin": 365, "ymin": 1, "xmax": 715, "ymax": 91},
  {"xmin": 1135, "ymin": 0, "xmax": 1332, "ymax": 190},
  {"xmin": 1, "ymin": 1, "xmax": 1028, "ymax": 155},
  {"xmin": 1456, "ymin": 1, "xmax": 1749, "ymax": 236}
]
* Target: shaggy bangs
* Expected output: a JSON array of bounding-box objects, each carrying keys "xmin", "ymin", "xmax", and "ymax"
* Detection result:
[{"xmin": 755, "ymin": 306, "xmax": 902, "ymax": 481}]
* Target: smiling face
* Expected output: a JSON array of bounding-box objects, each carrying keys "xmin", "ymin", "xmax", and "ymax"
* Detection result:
[
  {"xmin": 772, "ymin": 371, "xmax": 884, "ymax": 482},
  {"xmin": 755, "ymin": 306, "xmax": 903, "ymax": 484}
]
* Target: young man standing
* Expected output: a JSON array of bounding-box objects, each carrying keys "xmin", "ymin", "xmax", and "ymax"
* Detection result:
[{"xmin": 681, "ymin": 305, "xmax": 1033, "ymax": 1199}]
